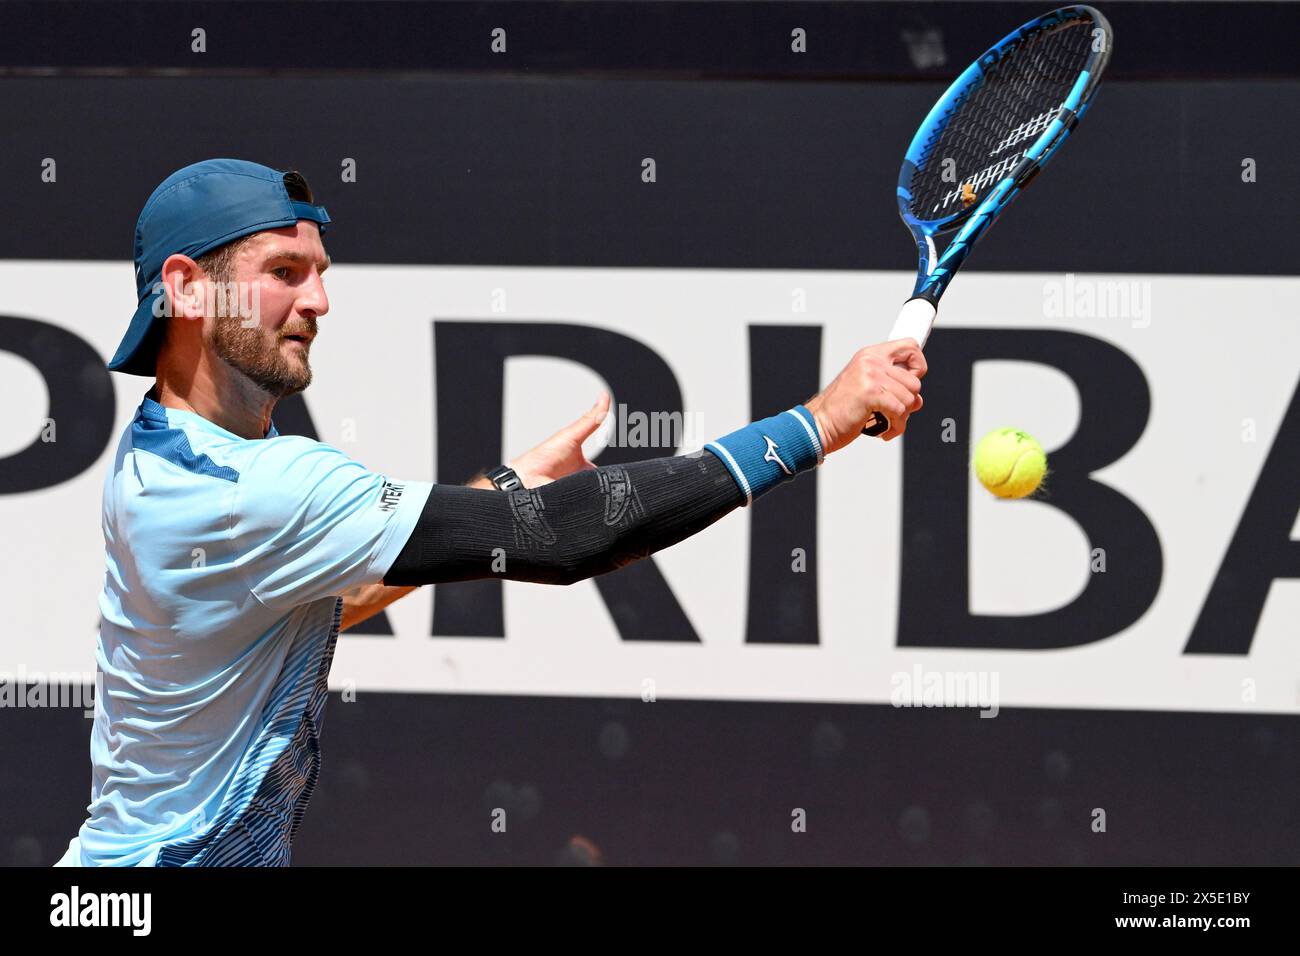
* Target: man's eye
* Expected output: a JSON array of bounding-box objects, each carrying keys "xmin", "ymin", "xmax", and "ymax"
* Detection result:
[{"xmin": 272, "ymin": 267, "xmax": 291, "ymax": 280}]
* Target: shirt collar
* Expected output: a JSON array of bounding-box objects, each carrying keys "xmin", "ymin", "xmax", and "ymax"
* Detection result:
[{"xmin": 140, "ymin": 389, "xmax": 280, "ymax": 440}]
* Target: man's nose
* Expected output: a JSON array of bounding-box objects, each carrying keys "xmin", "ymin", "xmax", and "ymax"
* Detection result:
[{"xmin": 298, "ymin": 272, "xmax": 329, "ymax": 319}]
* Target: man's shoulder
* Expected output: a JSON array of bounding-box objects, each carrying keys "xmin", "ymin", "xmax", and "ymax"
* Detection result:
[
  {"xmin": 177, "ymin": 430, "xmax": 347, "ymax": 486},
  {"xmin": 240, "ymin": 433, "xmax": 357, "ymax": 481},
  {"xmin": 231, "ymin": 434, "xmax": 373, "ymax": 530}
]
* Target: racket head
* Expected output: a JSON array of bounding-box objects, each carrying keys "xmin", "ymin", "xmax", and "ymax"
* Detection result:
[{"xmin": 897, "ymin": 5, "xmax": 1112, "ymax": 295}]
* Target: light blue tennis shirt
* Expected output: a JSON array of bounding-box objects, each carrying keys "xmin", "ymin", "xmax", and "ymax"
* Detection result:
[{"xmin": 56, "ymin": 392, "xmax": 431, "ymax": 866}]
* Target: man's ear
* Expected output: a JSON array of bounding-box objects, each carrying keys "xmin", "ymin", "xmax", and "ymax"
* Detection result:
[{"xmin": 160, "ymin": 254, "xmax": 205, "ymax": 321}]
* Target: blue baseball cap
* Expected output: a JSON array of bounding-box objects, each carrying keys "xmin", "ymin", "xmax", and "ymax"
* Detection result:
[{"xmin": 109, "ymin": 158, "xmax": 331, "ymax": 376}]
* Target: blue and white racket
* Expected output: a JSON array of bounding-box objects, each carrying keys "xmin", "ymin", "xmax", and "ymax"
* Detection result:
[{"xmin": 864, "ymin": 4, "xmax": 1113, "ymax": 436}]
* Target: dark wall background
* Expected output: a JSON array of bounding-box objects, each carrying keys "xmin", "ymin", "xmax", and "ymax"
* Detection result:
[
  {"xmin": 1, "ymin": 1, "xmax": 1297, "ymax": 866},
  {"xmin": 1, "ymin": 76, "xmax": 1296, "ymax": 275}
]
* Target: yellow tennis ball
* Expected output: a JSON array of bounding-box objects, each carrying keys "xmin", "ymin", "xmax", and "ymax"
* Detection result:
[{"xmin": 973, "ymin": 427, "xmax": 1047, "ymax": 499}]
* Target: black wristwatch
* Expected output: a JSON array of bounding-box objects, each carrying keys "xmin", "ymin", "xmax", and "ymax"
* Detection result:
[{"xmin": 485, "ymin": 465, "xmax": 523, "ymax": 492}]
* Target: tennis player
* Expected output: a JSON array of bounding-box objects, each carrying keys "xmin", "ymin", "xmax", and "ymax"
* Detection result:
[{"xmin": 56, "ymin": 159, "xmax": 924, "ymax": 866}]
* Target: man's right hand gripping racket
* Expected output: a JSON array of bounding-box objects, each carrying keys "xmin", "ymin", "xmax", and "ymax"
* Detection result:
[{"xmin": 863, "ymin": 4, "xmax": 1113, "ymax": 436}]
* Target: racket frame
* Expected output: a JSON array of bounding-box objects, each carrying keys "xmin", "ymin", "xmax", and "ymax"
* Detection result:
[
  {"xmin": 865, "ymin": 4, "xmax": 1112, "ymax": 436},
  {"xmin": 890, "ymin": 4, "xmax": 1113, "ymax": 340}
]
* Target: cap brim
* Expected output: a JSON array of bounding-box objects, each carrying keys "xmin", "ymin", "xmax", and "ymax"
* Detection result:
[{"xmin": 108, "ymin": 288, "xmax": 167, "ymax": 376}]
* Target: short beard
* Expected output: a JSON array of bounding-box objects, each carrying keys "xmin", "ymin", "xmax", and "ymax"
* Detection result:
[{"xmin": 209, "ymin": 318, "xmax": 313, "ymax": 398}]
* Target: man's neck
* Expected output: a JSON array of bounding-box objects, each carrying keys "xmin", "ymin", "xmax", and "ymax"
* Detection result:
[{"xmin": 154, "ymin": 369, "xmax": 276, "ymax": 440}]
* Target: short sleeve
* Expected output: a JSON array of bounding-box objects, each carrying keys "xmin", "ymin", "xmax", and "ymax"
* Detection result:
[{"xmin": 231, "ymin": 436, "xmax": 432, "ymax": 611}]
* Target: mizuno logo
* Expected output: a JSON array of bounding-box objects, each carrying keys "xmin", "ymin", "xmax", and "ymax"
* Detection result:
[{"xmin": 763, "ymin": 436, "xmax": 793, "ymax": 475}]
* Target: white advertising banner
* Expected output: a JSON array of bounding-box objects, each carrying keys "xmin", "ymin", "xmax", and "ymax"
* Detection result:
[{"xmin": 1, "ymin": 262, "xmax": 1297, "ymax": 714}]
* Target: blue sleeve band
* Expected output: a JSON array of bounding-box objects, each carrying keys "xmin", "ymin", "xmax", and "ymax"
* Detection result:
[{"xmin": 704, "ymin": 405, "xmax": 823, "ymax": 506}]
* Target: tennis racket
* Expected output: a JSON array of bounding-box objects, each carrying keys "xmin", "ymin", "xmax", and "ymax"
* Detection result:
[{"xmin": 863, "ymin": 4, "xmax": 1113, "ymax": 436}]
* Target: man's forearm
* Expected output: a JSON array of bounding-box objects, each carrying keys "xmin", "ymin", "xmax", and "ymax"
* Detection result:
[
  {"xmin": 383, "ymin": 450, "xmax": 743, "ymax": 587},
  {"xmin": 383, "ymin": 406, "xmax": 823, "ymax": 588}
]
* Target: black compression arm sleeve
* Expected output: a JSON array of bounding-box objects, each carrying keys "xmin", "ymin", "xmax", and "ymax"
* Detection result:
[{"xmin": 383, "ymin": 450, "xmax": 745, "ymax": 587}]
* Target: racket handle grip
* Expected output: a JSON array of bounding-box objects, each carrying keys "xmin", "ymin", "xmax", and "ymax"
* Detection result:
[{"xmin": 861, "ymin": 296, "xmax": 938, "ymax": 437}]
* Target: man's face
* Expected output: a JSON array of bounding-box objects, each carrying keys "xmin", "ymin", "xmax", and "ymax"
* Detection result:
[{"xmin": 205, "ymin": 222, "xmax": 330, "ymax": 398}]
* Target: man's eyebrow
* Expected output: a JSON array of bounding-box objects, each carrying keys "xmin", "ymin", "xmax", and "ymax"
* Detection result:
[{"xmin": 264, "ymin": 248, "xmax": 331, "ymax": 273}]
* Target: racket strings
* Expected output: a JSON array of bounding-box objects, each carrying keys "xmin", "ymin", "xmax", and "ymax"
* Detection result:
[{"xmin": 908, "ymin": 19, "xmax": 1095, "ymax": 222}]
